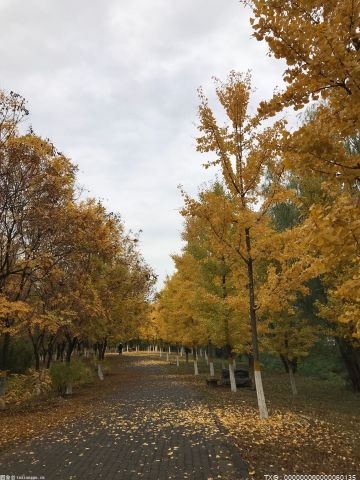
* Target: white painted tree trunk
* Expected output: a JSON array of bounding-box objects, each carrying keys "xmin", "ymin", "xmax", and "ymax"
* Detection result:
[
  {"xmin": 126, "ymin": 344, "xmax": 129, "ymax": 352},
  {"xmin": 97, "ymin": 363, "xmax": 104, "ymax": 381},
  {"xmin": 229, "ymin": 362, "xmax": 237, "ymax": 392},
  {"xmin": 254, "ymin": 370, "xmax": 269, "ymax": 418},
  {"xmin": 166, "ymin": 353, "xmax": 169, "ymax": 362},
  {"xmin": 289, "ymin": 367, "xmax": 298, "ymax": 395},
  {"xmin": 65, "ymin": 383, "xmax": 73, "ymax": 395},
  {"xmin": 194, "ymin": 360, "xmax": 199, "ymax": 376},
  {"xmin": 159, "ymin": 348, "xmax": 162, "ymax": 358},
  {"xmin": 209, "ymin": 361, "xmax": 215, "ymax": 377},
  {"xmin": 176, "ymin": 355, "xmax": 179, "ymax": 367},
  {"xmin": 168, "ymin": 346, "xmax": 171, "ymax": 353},
  {"xmin": 180, "ymin": 347, "xmax": 183, "ymax": 356},
  {"xmin": 35, "ymin": 383, "xmax": 41, "ymax": 396}
]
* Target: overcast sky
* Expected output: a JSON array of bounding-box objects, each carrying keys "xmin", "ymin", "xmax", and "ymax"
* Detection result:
[{"xmin": 0, "ymin": 0, "xmax": 286, "ymax": 288}]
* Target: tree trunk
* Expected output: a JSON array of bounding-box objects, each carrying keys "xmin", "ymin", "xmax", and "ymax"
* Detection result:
[
  {"xmin": 193, "ymin": 347, "xmax": 199, "ymax": 375},
  {"xmin": 280, "ymin": 354, "xmax": 289, "ymax": 372},
  {"xmin": 281, "ymin": 355, "xmax": 298, "ymax": 394},
  {"xmin": 247, "ymin": 354, "xmax": 255, "ymax": 387},
  {"xmin": 99, "ymin": 339, "xmax": 107, "ymax": 361},
  {"xmin": 56, "ymin": 341, "xmax": 66, "ymax": 361},
  {"xmin": 65, "ymin": 383, "xmax": 73, "ymax": 395},
  {"xmin": 336, "ymin": 337, "xmax": 360, "ymax": 391},
  {"xmin": 42, "ymin": 334, "xmax": 55, "ymax": 369},
  {"xmin": 31, "ymin": 336, "xmax": 41, "ymax": 371},
  {"xmin": 208, "ymin": 341, "xmax": 214, "ymax": 376},
  {"xmin": 247, "ymin": 353, "xmax": 254, "ymax": 371},
  {"xmin": 1, "ymin": 332, "xmax": 11, "ymax": 370},
  {"xmin": 245, "ymin": 227, "xmax": 268, "ymax": 419},
  {"xmin": 46, "ymin": 351, "xmax": 53, "ymax": 369},
  {"xmin": 28, "ymin": 329, "xmax": 43, "ymax": 371},
  {"xmin": 280, "ymin": 354, "xmax": 298, "ymax": 390},
  {"xmin": 185, "ymin": 347, "xmax": 190, "ymax": 364},
  {"xmin": 65, "ymin": 336, "xmax": 77, "ymax": 363},
  {"xmin": 194, "ymin": 360, "xmax": 199, "ymax": 375},
  {"xmin": 97, "ymin": 363, "xmax": 104, "ymax": 380},
  {"xmin": 34, "ymin": 348, "xmax": 40, "ymax": 371},
  {"xmin": 229, "ymin": 358, "xmax": 237, "ymax": 392},
  {"xmin": 288, "ymin": 364, "xmax": 298, "ymax": 395}
]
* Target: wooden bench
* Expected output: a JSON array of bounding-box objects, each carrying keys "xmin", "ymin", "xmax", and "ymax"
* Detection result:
[
  {"xmin": 206, "ymin": 377, "xmax": 219, "ymax": 387},
  {"xmin": 220, "ymin": 368, "xmax": 252, "ymax": 388}
]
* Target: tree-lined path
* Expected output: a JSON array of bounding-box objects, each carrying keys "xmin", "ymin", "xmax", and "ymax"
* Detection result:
[{"xmin": 0, "ymin": 355, "xmax": 248, "ymax": 479}]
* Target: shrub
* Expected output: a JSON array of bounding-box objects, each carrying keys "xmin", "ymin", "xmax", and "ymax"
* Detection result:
[
  {"xmin": 6, "ymin": 336, "xmax": 34, "ymax": 373},
  {"xmin": 4, "ymin": 369, "xmax": 52, "ymax": 406},
  {"xmin": 298, "ymin": 340, "xmax": 346, "ymax": 382},
  {"xmin": 50, "ymin": 359, "xmax": 94, "ymax": 395}
]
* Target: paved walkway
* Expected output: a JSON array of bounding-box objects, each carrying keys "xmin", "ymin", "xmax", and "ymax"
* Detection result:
[{"xmin": 0, "ymin": 356, "xmax": 248, "ymax": 480}]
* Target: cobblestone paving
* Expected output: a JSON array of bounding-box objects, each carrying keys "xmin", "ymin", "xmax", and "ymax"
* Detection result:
[{"xmin": 0, "ymin": 357, "xmax": 248, "ymax": 480}]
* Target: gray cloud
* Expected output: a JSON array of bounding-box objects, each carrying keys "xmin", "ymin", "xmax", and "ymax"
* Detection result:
[{"xmin": 0, "ymin": 0, "xmax": 285, "ymax": 288}]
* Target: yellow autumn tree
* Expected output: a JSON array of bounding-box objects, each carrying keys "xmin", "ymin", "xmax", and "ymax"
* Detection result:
[
  {"xmin": 158, "ymin": 255, "xmax": 210, "ymax": 354},
  {"xmin": 301, "ymin": 187, "xmax": 360, "ymax": 390},
  {"xmin": 179, "ymin": 184, "xmax": 252, "ymax": 388},
  {"xmin": 241, "ymin": 3, "xmax": 360, "ymax": 389},
  {"xmin": 244, "ymin": 0, "xmax": 360, "ymax": 161},
  {"xmin": 0, "ymin": 130, "xmax": 76, "ymax": 370},
  {"xmin": 183, "ymin": 71, "xmax": 297, "ymax": 417},
  {"xmin": 94, "ymin": 234, "xmax": 156, "ymax": 355}
]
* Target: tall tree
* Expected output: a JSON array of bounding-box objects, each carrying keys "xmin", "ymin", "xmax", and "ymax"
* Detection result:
[
  {"xmin": 0, "ymin": 133, "xmax": 76, "ymax": 369},
  {"xmin": 181, "ymin": 186, "xmax": 252, "ymax": 386},
  {"xmin": 185, "ymin": 71, "xmax": 291, "ymax": 417}
]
